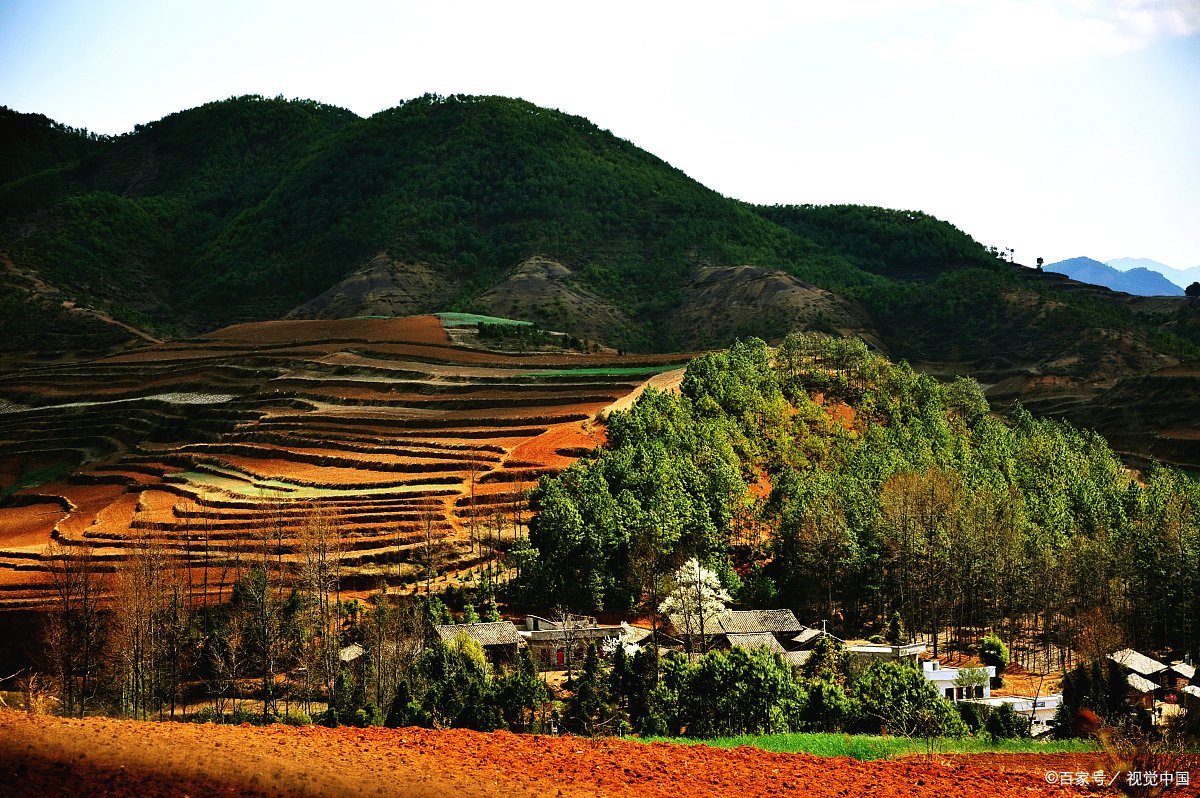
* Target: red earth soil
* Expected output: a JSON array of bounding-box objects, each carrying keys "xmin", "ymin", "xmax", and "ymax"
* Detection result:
[
  {"xmin": 201, "ymin": 317, "xmax": 452, "ymax": 347},
  {"xmin": 0, "ymin": 710, "xmax": 1137, "ymax": 798},
  {"xmin": 0, "ymin": 316, "xmax": 693, "ymax": 607}
]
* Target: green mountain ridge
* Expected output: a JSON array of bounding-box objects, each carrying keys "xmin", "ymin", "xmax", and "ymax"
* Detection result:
[{"xmin": 3, "ymin": 93, "xmax": 1200, "ymax": 465}]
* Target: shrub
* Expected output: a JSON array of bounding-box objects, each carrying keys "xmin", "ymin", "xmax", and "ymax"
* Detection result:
[
  {"xmin": 985, "ymin": 702, "xmax": 1030, "ymax": 739},
  {"xmin": 281, "ymin": 711, "xmax": 313, "ymax": 726},
  {"xmin": 853, "ymin": 660, "xmax": 967, "ymax": 737},
  {"xmin": 803, "ymin": 678, "xmax": 857, "ymax": 731},
  {"xmin": 979, "ymin": 634, "xmax": 1009, "ymax": 674}
]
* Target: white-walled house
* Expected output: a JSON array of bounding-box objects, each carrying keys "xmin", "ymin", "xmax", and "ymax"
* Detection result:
[
  {"xmin": 966, "ymin": 694, "xmax": 1063, "ymax": 736},
  {"xmin": 920, "ymin": 659, "xmax": 996, "ymax": 701}
]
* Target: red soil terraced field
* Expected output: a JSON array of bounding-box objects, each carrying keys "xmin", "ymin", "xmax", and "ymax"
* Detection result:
[
  {"xmin": 0, "ymin": 315, "xmax": 690, "ymax": 608},
  {"xmin": 0, "ymin": 710, "xmax": 1120, "ymax": 798}
]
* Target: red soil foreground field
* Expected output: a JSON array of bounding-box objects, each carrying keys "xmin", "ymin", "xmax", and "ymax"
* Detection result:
[{"xmin": 0, "ymin": 710, "xmax": 1112, "ymax": 798}]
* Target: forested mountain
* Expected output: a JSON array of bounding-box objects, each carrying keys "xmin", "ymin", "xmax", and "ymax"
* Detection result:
[
  {"xmin": 1045, "ymin": 256, "xmax": 1183, "ymax": 296},
  {"xmin": 3, "ymin": 94, "xmax": 1200, "ymax": 464}
]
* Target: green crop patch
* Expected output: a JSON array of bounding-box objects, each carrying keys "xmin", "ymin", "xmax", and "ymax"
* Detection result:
[
  {"xmin": 519, "ymin": 365, "xmax": 680, "ymax": 377},
  {"xmin": 436, "ymin": 312, "xmax": 532, "ymax": 328}
]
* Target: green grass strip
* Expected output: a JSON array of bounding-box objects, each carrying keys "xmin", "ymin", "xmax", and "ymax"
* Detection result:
[{"xmin": 639, "ymin": 732, "xmax": 1100, "ymax": 761}]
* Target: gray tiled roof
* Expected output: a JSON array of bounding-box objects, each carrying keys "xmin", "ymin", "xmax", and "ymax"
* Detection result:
[
  {"xmin": 1126, "ymin": 672, "xmax": 1158, "ymax": 694},
  {"xmin": 726, "ymin": 632, "xmax": 786, "ymax": 653},
  {"xmin": 435, "ymin": 621, "xmax": 522, "ymax": 647},
  {"xmin": 782, "ymin": 650, "xmax": 812, "ymax": 667},
  {"xmin": 792, "ymin": 628, "xmax": 823, "ymax": 646},
  {"xmin": 1108, "ymin": 648, "xmax": 1167, "ymax": 677},
  {"xmin": 716, "ymin": 609, "xmax": 804, "ymax": 635},
  {"xmin": 667, "ymin": 609, "xmax": 804, "ymax": 637}
]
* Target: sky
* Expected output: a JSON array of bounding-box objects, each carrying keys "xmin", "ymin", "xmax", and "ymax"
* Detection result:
[{"xmin": 2, "ymin": 0, "xmax": 1199, "ymax": 268}]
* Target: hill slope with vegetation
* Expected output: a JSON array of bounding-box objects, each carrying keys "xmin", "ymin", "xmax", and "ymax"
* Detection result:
[
  {"xmin": 4, "ymin": 94, "xmax": 1200, "ymax": 462},
  {"xmin": 524, "ymin": 335, "xmax": 1199, "ymax": 668}
]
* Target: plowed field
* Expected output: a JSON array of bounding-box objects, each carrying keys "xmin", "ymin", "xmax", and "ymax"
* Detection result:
[
  {"xmin": 0, "ymin": 710, "xmax": 1123, "ymax": 798},
  {"xmin": 0, "ymin": 316, "xmax": 689, "ymax": 608}
]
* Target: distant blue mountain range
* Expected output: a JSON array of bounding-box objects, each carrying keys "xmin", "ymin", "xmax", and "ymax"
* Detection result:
[
  {"xmin": 1044, "ymin": 257, "xmax": 1184, "ymax": 296},
  {"xmin": 1105, "ymin": 257, "xmax": 1200, "ymax": 290}
]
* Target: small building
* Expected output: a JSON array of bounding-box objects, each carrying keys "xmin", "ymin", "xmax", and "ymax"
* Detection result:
[
  {"xmin": 845, "ymin": 642, "xmax": 928, "ymax": 662},
  {"xmin": 964, "ymin": 694, "xmax": 1062, "ymax": 737},
  {"xmin": 1166, "ymin": 661, "xmax": 1195, "ymax": 690},
  {"xmin": 434, "ymin": 621, "xmax": 524, "ymax": 667},
  {"xmin": 617, "ymin": 622, "xmax": 654, "ymax": 656},
  {"xmin": 1125, "ymin": 672, "xmax": 1159, "ymax": 710},
  {"xmin": 920, "ymin": 659, "xmax": 996, "ymax": 701},
  {"xmin": 338, "ymin": 643, "xmax": 365, "ymax": 664},
  {"xmin": 792, "ymin": 628, "xmax": 825, "ymax": 649},
  {"xmin": 520, "ymin": 615, "xmax": 622, "ymax": 670}
]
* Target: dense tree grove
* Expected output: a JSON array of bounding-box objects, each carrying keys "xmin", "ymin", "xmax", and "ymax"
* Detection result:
[{"xmin": 526, "ymin": 334, "xmax": 1200, "ymax": 664}]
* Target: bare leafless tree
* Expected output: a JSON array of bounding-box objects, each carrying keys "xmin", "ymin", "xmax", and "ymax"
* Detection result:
[
  {"xmin": 295, "ymin": 501, "xmax": 343, "ymax": 712},
  {"xmin": 43, "ymin": 538, "xmax": 106, "ymax": 717}
]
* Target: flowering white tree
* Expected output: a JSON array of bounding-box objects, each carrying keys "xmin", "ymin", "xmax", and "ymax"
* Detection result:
[{"xmin": 659, "ymin": 558, "xmax": 730, "ymax": 654}]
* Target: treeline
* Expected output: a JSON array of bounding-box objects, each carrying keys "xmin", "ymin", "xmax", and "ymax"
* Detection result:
[
  {"xmin": 36, "ymin": 506, "xmax": 545, "ymax": 729},
  {"xmin": 525, "ymin": 335, "xmax": 1200, "ymax": 664}
]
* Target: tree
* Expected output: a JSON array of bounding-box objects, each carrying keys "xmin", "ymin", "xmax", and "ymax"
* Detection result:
[
  {"xmin": 659, "ymin": 558, "xmax": 730, "ymax": 654},
  {"xmin": 564, "ymin": 643, "xmax": 612, "ymax": 736},
  {"xmin": 361, "ymin": 595, "xmax": 424, "ymax": 714},
  {"xmin": 886, "ymin": 611, "xmax": 905, "ymax": 645},
  {"xmin": 414, "ymin": 633, "xmax": 502, "ymax": 731},
  {"xmin": 497, "ymin": 649, "xmax": 549, "ymax": 732},
  {"xmin": 802, "ymin": 678, "xmax": 856, "ymax": 731},
  {"xmin": 799, "ymin": 634, "xmax": 848, "ymax": 686},
  {"xmin": 295, "ymin": 502, "xmax": 344, "ymax": 711},
  {"xmin": 953, "ymin": 667, "xmax": 989, "ymax": 700},
  {"xmin": 1187, "ymin": 282, "xmax": 1200, "ymax": 298},
  {"xmin": 109, "ymin": 536, "xmax": 166, "ymax": 720},
  {"xmin": 43, "ymin": 539, "xmax": 106, "ymax": 718},
  {"xmin": 985, "ymin": 702, "xmax": 1030, "ymax": 739}
]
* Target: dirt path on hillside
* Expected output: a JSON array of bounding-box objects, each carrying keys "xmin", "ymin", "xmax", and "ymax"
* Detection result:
[
  {"xmin": 601, "ymin": 367, "xmax": 686, "ymax": 417},
  {"xmin": 1, "ymin": 253, "xmax": 162, "ymax": 345},
  {"xmin": 0, "ymin": 710, "xmax": 1112, "ymax": 798}
]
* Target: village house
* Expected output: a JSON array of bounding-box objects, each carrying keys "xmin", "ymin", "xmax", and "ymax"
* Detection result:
[
  {"xmin": 1108, "ymin": 648, "xmax": 1168, "ymax": 686},
  {"xmin": 920, "ymin": 659, "xmax": 996, "ymax": 701},
  {"xmin": 1106, "ymin": 648, "xmax": 1197, "ymax": 721},
  {"xmin": 434, "ymin": 621, "xmax": 524, "ymax": 667},
  {"xmin": 1165, "ymin": 661, "xmax": 1196, "ymax": 691},
  {"xmin": 519, "ymin": 615, "xmax": 623, "ymax": 670},
  {"xmin": 667, "ymin": 608, "xmax": 807, "ymax": 653}
]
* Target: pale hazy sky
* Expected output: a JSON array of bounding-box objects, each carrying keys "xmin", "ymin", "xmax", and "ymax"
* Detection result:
[{"xmin": 2, "ymin": 0, "xmax": 1198, "ymax": 268}]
